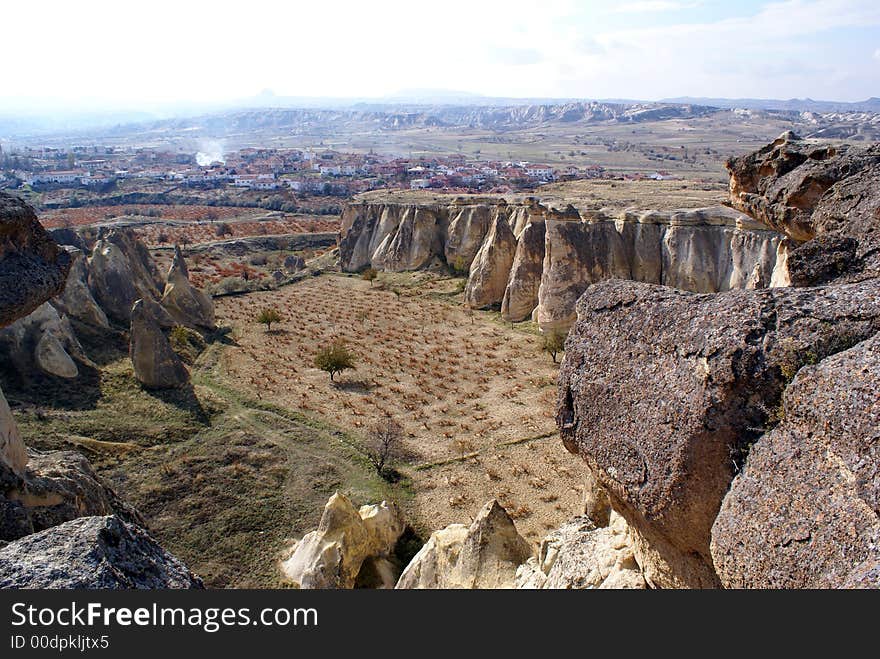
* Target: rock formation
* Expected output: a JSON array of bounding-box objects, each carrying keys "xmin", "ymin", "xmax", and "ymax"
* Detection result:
[
  {"xmin": 557, "ymin": 134, "xmax": 880, "ymax": 588},
  {"xmin": 727, "ymin": 132, "xmax": 880, "ymax": 283},
  {"xmin": 51, "ymin": 247, "xmax": 110, "ymax": 329},
  {"xmin": 464, "ymin": 210, "xmax": 518, "ymax": 309},
  {"xmin": 130, "ymin": 299, "xmax": 190, "ymax": 389},
  {"xmin": 280, "ymin": 493, "xmax": 404, "ymax": 589},
  {"xmin": 1, "ymin": 450, "xmax": 144, "ymax": 542},
  {"xmin": 516, "ymin": 512, "xmax": 645, "ymax": 589},
  {"xmin": 0, "ymin": 193, "xmax": 202, "ymax": 589},
  {"xmin": 161, "ymin": 245, "xmax": 216, "ymax": 330},
  {"xmin": 0, "ymin": 516, "xmax": 203, "ymax": 589},
  {"xmin": 0, "ymin": 193, "xmax": 71, "ymax": 328},
  {"xmin": 88, "ymin": 229, "xmax": 164, "ymax": 325},
  {"xmin": 710, "ymin": 334, "xmax": 880, "ymax": 588},
  {"xmin": 0, "ymin": 303, "xmax": 94, "ymax": 379},
  {"xmin": 396, "ymin": 500, "xmax": 532, "ymax": 589},
  {"xmin": 339, "ymin": 197, "xmax": 789, "ymax": 330}
]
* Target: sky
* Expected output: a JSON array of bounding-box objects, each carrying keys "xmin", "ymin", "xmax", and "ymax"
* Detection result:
[{"xmin": 1, "ymin": 0, "xmax": 878, "ymax": 113}]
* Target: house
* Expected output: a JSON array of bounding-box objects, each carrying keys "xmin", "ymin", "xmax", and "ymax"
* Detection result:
[
  {"xmin": 525, "ymin": 164, "xmax": 555, "ymax": 181},
  {"xmin": 410, "ymin": 178, "xmax": 431, "ymax": 190}
]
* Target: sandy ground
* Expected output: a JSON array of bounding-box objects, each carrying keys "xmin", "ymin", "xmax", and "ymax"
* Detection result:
[{"xmin": 214, "ymin": 273, "xmax": 587, "ymax": 542}]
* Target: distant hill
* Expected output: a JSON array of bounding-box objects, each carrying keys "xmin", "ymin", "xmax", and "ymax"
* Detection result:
[{"xmin": 662, "ymin": 97, "xmax": 880, "ymax": 113}]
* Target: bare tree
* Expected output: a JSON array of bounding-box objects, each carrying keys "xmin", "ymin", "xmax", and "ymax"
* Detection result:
[{"xmin": 365, "ymin": 419, "xmax": 405, "ymax": 479}]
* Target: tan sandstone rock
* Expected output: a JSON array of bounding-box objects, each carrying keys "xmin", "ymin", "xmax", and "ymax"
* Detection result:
[
  {"xmin": 51, "ymin": 248, "xmax": 109, "ymax": 329},
  {"xmin": 89, "ymin": 230, "xmax": 163, "ymax": 325},
  {"xmin": 464, "ymin": 212, "xmax": 517, "ymax": 309},
  {"xmin": 396, "ymin": 500, "xmax": 533, "ymax": 589},
  {"xmin": 161, "ymin": 245, "xmax": 215, "ymax": 330},
  {"xmin": 0, "ymin": 388, "xmax": 27, "ymax": 477},
  {"xmin": 280, "ymin": 493, "xmax": 404, "ymax": 589},
  {"xmin": 516, "ymin": 511, "xmax": 645, "ymax": 589},
  {"xmin": 129, "ymin": 299, "xmax": 190, "ymax": 389}
]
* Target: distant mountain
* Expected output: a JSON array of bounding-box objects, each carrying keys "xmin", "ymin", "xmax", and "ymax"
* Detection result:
[{"xmin": 662, "ymin": 97, "xmax": 880, "ymax": 113}]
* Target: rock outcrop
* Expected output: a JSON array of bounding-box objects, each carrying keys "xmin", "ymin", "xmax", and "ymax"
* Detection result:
[
  {"xmin": 1, "ymin": 450, "xmax": 144, "ymax": 542},
  {"xmin": 51, "ymin": 247, "xmax": 110, "ymax": 329},
  {"xmin": 516, "ymin": 511, "xmax": 645, "ymax": 589},
  {"xmin": 88, "ymin": 229, "xmax": 164, "ymax": 325},
  {"xmin": 280, "ymin": 493, "xmax": 404, "ymax": 589},
  {"xmin": 339, "ymin": 197, "xmax": 789, "ymax": 330},
  {"xmin": 0, "ymin": 193, "xmax": 71, "ymax": 328},
  {"xmin": 161, "ymin": 245, "xmax": 216, "ymax": 330},
  {"xmin": 464, "ymin": 211, "xmax": 518, "ymax": 309},
  {"xmin": 396, "ymin": 500, "xmax": 532, "ymax": 589},
  {"xmin": 0, "ymin": 390, "xmax": 27, "ymax": 479},
  {"xmin": 129, "ymin": 299, "xmax": 190, "ymax": 389},
  {"xmin": 0, "ymin": 515, "xmax": 203, "ymax": 589},
  {"xmin": 556, "ymin": 135, "xmax": 880, "ymax": 588},
  {"xmin": 727, "ymin": 131, "xmax": 880, "ymax": 283},
  {"xmin": 0, "ymin": 303, "xmax": 94, "ymax": 379},
  {"xmin": 710, "ymin": 334, "xmax": 880, "ymax": 588}
]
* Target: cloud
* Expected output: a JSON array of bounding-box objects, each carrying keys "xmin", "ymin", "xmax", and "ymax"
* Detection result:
[
  {"xmin": 612, "ymin": 1, "xmax": 701, "ymax": 13},
  {"xmin": 874, "ymin": 48, "xmax": 880, "ymax": 60},
  {"xmin": 488, "ymin": 47, "xmax": 545, "ymax": 66}
]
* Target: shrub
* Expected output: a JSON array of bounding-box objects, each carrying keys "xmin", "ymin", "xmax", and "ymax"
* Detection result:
[
  {"xmin": 362, "ymin": 267, "xmax": 378, "ymax": 286},
  {"xmin": 541, "ymin": 329, "xmax": 567, "ymax": 364},
  {"xmin": 256, "ymin": 307, "xmax": 282, "ymax": 332},
  {"xmin": 314, "ymin": 342, "xmax": 356, "ymax": 381},
  {"xmin": 215, "ymin": 222, "xmax": 233, "ymax": 238}
]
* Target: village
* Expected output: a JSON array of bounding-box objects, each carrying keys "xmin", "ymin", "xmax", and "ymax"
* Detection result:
[{"xmin": 0, "ymin": 142, "xmax": 678, "ymax": 200}]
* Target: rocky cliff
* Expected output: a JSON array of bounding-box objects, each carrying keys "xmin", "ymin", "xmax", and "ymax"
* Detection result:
[
  {"xmin": 558, "ymin": 134, "xmax": 880, "ymax": 588},
  {"xmin": 339, "ymin": 196, "xmax": 790, "ymax": 330}
]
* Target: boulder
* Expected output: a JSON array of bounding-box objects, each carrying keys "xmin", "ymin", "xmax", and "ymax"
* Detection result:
[
  {"xmin": 396, "ymin": 500, "xmax": 533, "ymax": 589},
  {"xmin": 556, "ymin": 278, "xmax": 880, "ymax": 588},
  {"xmin": 0, "ymin": 515, "xmax": 203, "ymax": 589},
  {"xmin": 51, "ymin": 247, "xmax": 109, "ymax": 329},
  {"xmin": 516, "ymin": 511, "xmax": 645, "ymax": 589},
  {"xmin": 710, "ymin": 334, "xmax": 880, "ymax": 588},
  {"xmin": 130, "ymin": 299, "xmax": 190, "ymax": 389},
  {"xmin": 283, "ymin": 255, "xmax": 306, "ymax": 272},
  {"xmin": 280, "ymin": 493, "xmax": 404, "ymax": 589},
  {"xmin": 0, "ymin": 450, "xmax": 144, "ymax": 542},
  {"xmin": 464, "ymin": 211, "xmax": 517, "ymax": 309},
  {"xmin": 88, "ymin": 229, "xmax": 163, "ymax": 325},
  {"xmin": 0, "ymin": 303, "xmax": 94, "ymax": 379},
  {"xmin": 161, "ymin": 245, "xmax": 216, "ymax": 330},
  {"xmin": 727, "ymin": 132, "xmax": 880, "ymax": 282},
  {"xmin": 0, "ymin": 193, "xmax": 71, "ymax": 328}
]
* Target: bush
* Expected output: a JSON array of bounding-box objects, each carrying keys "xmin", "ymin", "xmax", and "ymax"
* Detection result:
[
  {"xmin": 364, "ymin": 419, "xmax": 405, "ymax": 480},
  {"xmin": 314, "ymin": 342, "xmax": 356, "ymax": 381},
  {"xmin": 256, "ymin": 307, "xmax": 282, "ymax": 332},
  {"xmin": 541, "ymin": 329, "xmax": 567, "ymax": 364},
  {"xmin": 215, "ymin": 222, "xmax": 233, "ymax": 238},
  {"xmin": 362, "ymin": 267, "xmax": 378, "ymax": 286}
]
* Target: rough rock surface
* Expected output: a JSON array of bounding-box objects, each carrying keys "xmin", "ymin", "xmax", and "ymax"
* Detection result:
[
  {"xmin": 280, "ymin": 493, "xmax": 404, "ymax": 589},
  {"xmin": 501, "ymin": 218, "xmax": 545, "ymax": 321},
  {"xmin": 557, "ymin": 278, "xmax": 880, "ymax": 588},
  {"xmin": 89, "ymin": 229, "xmax": 163, "ymax": 325},
  {"xmin": 340, "ymin": 198, "xmax": 789, "ymax": 330},
  {"xmin": 130, "ymin": 299, "xmax": 190, "ymax": 389},
  {"xmin": 727, "ymin": 131, "xmax": 880, "ymax": 283},
  {"xmin": 516, "ymin": 511, "xmax": 645, "ymax": 589},
  {"xmin": 284, "ymin": 254, "xmax": 306, "ymax": 272},
  {"xmin": 0, "ymin": 515, "xmax": 203, "ymax": 589},
  {"xmin": 1, "ymin": 450, "xmax": 144, "ymax": 542},
  {"xmin": 464, "ymin": 211, "xmax": 518, "ymax": 309},
  {"xmin": 0, "ymin": 390, "xmax": 27, "ymax": 478},
  {"xmin": 396, "ymin": 500, "xmax": 533, "ymax": 589},
  {"xmin": 0, "ymin": 193, "xmax": 71, "ymax": 328},
  {"xmin": 537, "ymin": 206, "xmax": 788, "ymax": 331},
  {"xmin": 161, "ymin": 245, "xmax": 216, "ymax": 330},
  {"xmin": 52, "ymin": 247, "xmax": 110, "ymax": 329},
  {"xmin": 0, "ymin": 303, "xmax": 94, "ymax": 379},
  {"xmin": 710, "ymin": 334, "xmax": 880, "ymax": 588}
]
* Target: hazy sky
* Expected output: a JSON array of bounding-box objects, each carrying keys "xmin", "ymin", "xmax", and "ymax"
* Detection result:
[{"xmin": 2, "ymin": 0, "xmax": 878, "ymax": 111}]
